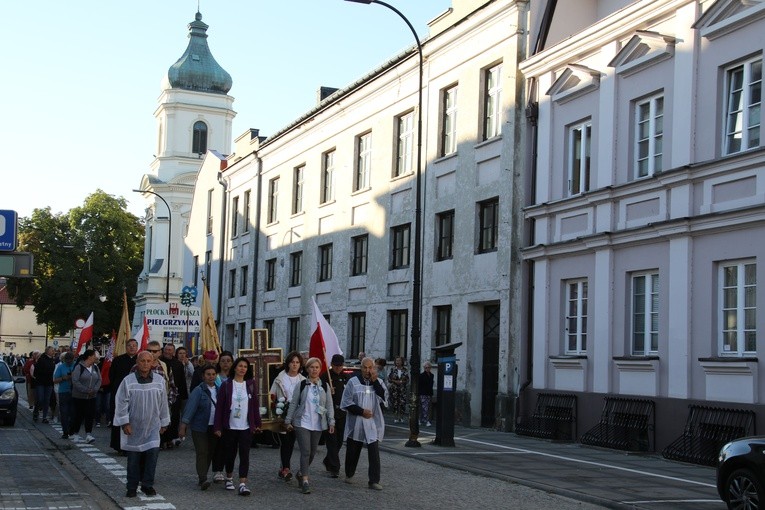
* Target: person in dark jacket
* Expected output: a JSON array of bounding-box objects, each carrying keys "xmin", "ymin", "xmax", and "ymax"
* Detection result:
[
  {"xmin": 160, "ymin": 343, "xmax": 188, "ymax": 448},
  {"xmin": 321, "ymin": 354, "xmax": 350, "ymax": 478},
  {"xmin": 109, "ymin": 339, "xmax": 138, "ymax": 453},
  {"xmin": 33, "ymin": 347, "xmax": 57, "ymax": 423},
  {"xmin": 418, "ymin": 361, "xmax": 435, "ymax": 427}
]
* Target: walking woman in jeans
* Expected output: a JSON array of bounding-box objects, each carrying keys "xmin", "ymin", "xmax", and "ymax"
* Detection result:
[
  {"xmin": 69, "ymin": 350, "xmax": 101, "ymax": 444},
  {"xmin": 213, "ymin": 357, "xmax": 261, "ymax": 496},
  {"xmin": 284, "ymin": 357, "xmax": 335, "ymax": 494},
  {"xmin": 270, "ymin": 351, "xmax": 305, "ymax": 481}
]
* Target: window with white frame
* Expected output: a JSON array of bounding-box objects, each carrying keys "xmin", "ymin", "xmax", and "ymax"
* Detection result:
[
  {"xmin": 355, "ymin": 132, "xmax": 372, "ymax": 191},
  {"xmin": 231, "ymin": 196, "xmax": 239, "ymax": 238},
  {"xmin": 388, "ymin": 309, "xmax": 408, "ymax": 359},
  {"xmin": 477, "ymin": 198, "xmax": 499, "ymax": 253},
  {"xmin": 434, "ymin": 305, "xmax": 452, "ymax": 346},
  {"xmin": 243, "ymin": 190, "xmax": 251, "ymax": 233},
  {"xmin": 635, "ymin": 95, "xmax": 663, "ymax": 178},
  {"xmin": 568, "ymin": 121, "xmax": 591, "ymax": 195},
  {"xmin": 267, "ymin": 177, "xmax": 279, "ymax": 224},
  {"xmin": 290, "ymin": 251, "xmax": 302, "ymax": 287},
  {"xmin": 288, "ymin": 317, "xmax": 300, "ymax": 352},
  {"xmin": 632, "ymin": 272, "xmax": 659, "ymax": 355},
  {"xmin": 441, "ymin": 85, "xmax": 458, "ymax": 156},
  {"xmin": 724, "ymin": 57, "xmax": 762, "ymax": 155},
  {"xmin": 206, "ymin": 188, "xmax": 214, "ymax": 235},
  {"xmin": 351, "ymin": 234, "xmax": 368, "ymax": 276},
  {"xmin": 293, "ymin": 165, "xmax": 304, "ymax": 215},
  {"xmin": 436, "ymin": 210, "xmax": 454, "ymax": 261},
  {"xmin": 321, "ymin": 150, "xmax": 335, "ymax": 204},
  {"xmin": 265, "ymin": 258, "xmax": 276, "ymax": 292},
  {"xmin": 484, "ymin": 63, "xmax": 503, "ymax": 140},
  {"xmin": 240, "ymin": 265, "xmax": 248, "ymax": 296},
  {"xmin": 565, "ymin": 280, "xmax": 588, "ymax": 354},
  {"xmin": 318, "ymin": 243, "xmax": 333, "ymax": 282},
  {"xmin": 720, "ymin": 260, "xmax": 757, "ymax": 356},
  {"xmin": 390, "ymin": 224, "xmax": 411, "ymax": 269},
  {"xmin": 349, "ymin": 312, "xmax": 366, "ymax": 359},
  {"xmin": 395, "ymin": 112, "xmax": 415, "ymax": 177}
]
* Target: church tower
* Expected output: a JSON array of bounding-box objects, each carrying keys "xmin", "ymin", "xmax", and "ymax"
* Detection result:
[{"xmin": 133, "ymin": 11, "xmax": 235, "ymax": 333}]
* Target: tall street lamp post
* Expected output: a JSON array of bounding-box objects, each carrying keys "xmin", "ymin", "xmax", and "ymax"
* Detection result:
[
  {"xmin": 133, "ymin": 189, "xmax": 172, "ymax": 303},
  {"xmin": 345, "ymin": 0, "xmax": 424, "ymax": 447}
]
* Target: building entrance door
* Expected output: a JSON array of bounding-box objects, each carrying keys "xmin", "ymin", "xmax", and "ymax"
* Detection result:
[{"xmin": 481, "ymin": 304, "xmax": 500, "ymax": 428}]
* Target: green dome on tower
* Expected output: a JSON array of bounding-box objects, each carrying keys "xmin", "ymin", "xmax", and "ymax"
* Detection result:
[{"xmin": 165, "ymin": 12, "xmax": 232, "ymax": 94}]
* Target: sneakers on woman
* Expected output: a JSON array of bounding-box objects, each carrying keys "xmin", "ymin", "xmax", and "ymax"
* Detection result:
[
  {"xmin": 225, "ymin": 479, "xmax": 235, "ymax": 490},
  {"xmin": 85, "ymin": 435, "xmax": 95, "ymax": 444},
  {"xmin": 301, "ymin": 481, "xmax": 311, "ymax": 494},
  {"xmin": 238, "ymin": 483, "xmax": 251, "ymax": 496},
  {"xmin": 213, "ymin": 472, "xmax": 225, "ymax": 483}
]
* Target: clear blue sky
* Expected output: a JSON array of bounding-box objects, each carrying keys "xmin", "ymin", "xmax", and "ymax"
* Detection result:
[{"xmin": 3, "ymin": 0, "xmax": 451, "ymax": 219}]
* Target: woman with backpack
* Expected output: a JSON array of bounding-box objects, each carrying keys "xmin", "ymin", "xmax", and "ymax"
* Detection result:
[
  {"xmin": 69, "ymin": 349, "xmax": 102, "ymax": 444},
  {"xmin": 284, "ymin": 357, "xmax": 335, "ymax": 494}
]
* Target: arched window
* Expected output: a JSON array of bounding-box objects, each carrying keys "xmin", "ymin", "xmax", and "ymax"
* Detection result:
[{"xmin": 192, "ymin": 121, "xmax": 208, "ymax": 155}]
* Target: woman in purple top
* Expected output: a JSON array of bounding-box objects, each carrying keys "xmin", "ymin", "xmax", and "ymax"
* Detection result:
[{"xmin": 213, "ymin": 357, "xmax": 261, "ymax": 496}]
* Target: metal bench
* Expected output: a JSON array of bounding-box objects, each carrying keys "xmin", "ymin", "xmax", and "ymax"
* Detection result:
[
  {"xmin": 662, "ymin": 405, "xmax": 755, "ymax": 466},
  {"xmin": 516, "ymin": 392, "xmax": 577, "ymax": 440},
  {"xmin": 580, "ymin": 396, "xmax": 655, "ymax": 452}
]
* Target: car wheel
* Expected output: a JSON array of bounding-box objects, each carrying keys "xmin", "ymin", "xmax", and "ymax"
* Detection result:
[{"xmin": 726, "ymin": 468, "xmax": 764, "ymax": 510}]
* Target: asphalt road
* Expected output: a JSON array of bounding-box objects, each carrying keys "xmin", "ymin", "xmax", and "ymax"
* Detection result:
[{"xmin": 5, "ymin": 390, "xmax": 606, "ymax": 510}]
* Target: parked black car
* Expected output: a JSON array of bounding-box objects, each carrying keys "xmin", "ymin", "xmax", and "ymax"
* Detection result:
[
  {"xmin": 0, "ymin": 360, "xmax": 24, "ymax": 426},
  {"xmin": 718, "ymin": 436, "xmax": 765, "ymax": 509}
]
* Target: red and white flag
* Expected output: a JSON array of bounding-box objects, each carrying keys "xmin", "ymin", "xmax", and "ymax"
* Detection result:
[
  {"xmin": 134, "ymin": 315, "xmax": 151, "ymax": 352},
  {"xmin": 73, "ymin": 312, "xmax": 94, "ymax": 355},
  {"xmin": 308, "ymin": 296, "xmax": 343, "ymax": 374}
]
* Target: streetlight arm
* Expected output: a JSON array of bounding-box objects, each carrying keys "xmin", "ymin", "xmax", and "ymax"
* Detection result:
[{"xmin": 133, "ymin": 189, "xmax": 172, "ymax": 303}]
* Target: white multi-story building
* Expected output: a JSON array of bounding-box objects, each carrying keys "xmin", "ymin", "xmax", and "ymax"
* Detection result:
[
  {"xmin": 520, "ymin": 0, "xmax": 765, "ymax": 447},
  {"xmin": 185, "ymin": 0, "xmax": 530, "ymax": 428}
]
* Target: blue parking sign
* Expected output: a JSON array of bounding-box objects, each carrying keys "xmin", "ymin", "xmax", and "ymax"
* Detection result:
[{"xmin": 0, "ymin": 210, "xmax": 18, "ymax": 252}]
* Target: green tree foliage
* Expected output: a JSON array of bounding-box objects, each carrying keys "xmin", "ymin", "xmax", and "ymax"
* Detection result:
[{"xmin": 7, "ymin": 190, "xmax": 144, "ymax": 336}]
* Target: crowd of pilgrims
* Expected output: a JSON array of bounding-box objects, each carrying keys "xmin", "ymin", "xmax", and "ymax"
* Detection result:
[{"xmin": 19, "ymin": 340, "xmax": 436, "ymax": 497}]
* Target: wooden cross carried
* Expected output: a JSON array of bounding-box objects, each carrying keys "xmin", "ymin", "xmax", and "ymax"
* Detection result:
[{"xmin": 239, "ymin": 329, "xmax": 283, "ymax": 431}]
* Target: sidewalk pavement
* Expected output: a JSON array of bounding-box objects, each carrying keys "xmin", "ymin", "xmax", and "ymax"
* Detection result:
[{"xmin": 380, "ymin": 422, "xmax": 725, "ymax": 510}]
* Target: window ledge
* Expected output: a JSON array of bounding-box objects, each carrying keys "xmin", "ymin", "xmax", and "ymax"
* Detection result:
[
  {"xmin": 391, "ymin": 171, "xmax": 414, "ymax": 183},
  {"xmin": 474, "ymin": 135, "xmax": 502, "ymax": 150},
  {"xmin": 699, "ymin": 356, "xmax": 758, "ymax": 363},
  {"xmin": 549, "ymin": 355, "xmax": 587, "ymax": 360},
  {"xmin": 613, "ymin": 355, "xmax": 659, "ymax": 361},
  {"xmin": 318, "ymin": 199, "xmax": 336, "ymax": 209},
  {"xmin": 351, "ymin": 187, "xmax": 371, "ymax": 197},
  {"xmin": 434, "ymin": 152, "xmax": 458, "ymax": 164},
  {"xmin": 290, "ymin": 211, "xmax": 305, "ymax": 219}
]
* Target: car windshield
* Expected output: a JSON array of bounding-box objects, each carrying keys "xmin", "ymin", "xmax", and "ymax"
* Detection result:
[{"xmin": 0, "ymin": 363, "xmax": 12, "ymax": 382}]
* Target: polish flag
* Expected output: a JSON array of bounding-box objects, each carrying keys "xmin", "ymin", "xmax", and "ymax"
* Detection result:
[
  {"xmin": 308, "ymin": 296, "xmax": 343, "ymax": 374},
  {"xmin": 134, "ymin": 315, "xmax": 151, "ymax": 352},
  {"xmin": 74, "ymin": 312, "xmax": 94, "ymax": 355}
]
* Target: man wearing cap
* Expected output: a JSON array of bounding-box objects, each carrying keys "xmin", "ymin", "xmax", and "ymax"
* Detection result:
[{"xmin": 321, "ymin": 354, "xmax": 349, "ymax": 478}]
